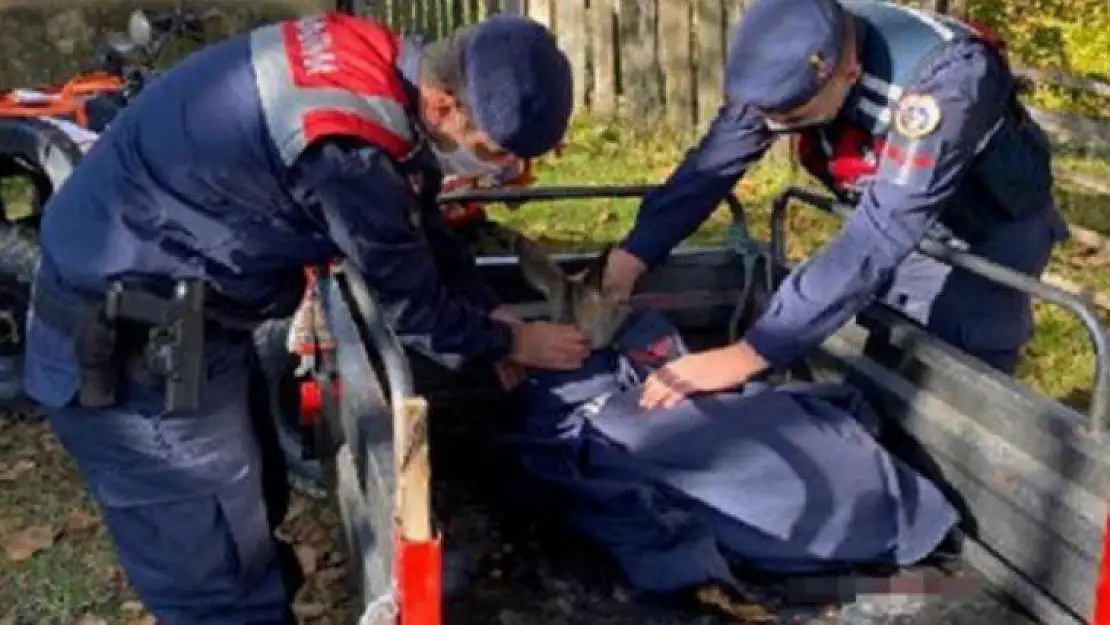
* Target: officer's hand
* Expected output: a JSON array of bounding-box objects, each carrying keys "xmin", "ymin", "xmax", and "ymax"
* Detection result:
[
  {"xmin": 602, "ymin": 248, "xmax": 647, "ymax": 303},
  {"xmin": 638, "ymin": 342, "xmax": 768, "ymax": 411},
  {"xmin": 510, "ymin": 322, "xmax": 590, "ymax": 370}
]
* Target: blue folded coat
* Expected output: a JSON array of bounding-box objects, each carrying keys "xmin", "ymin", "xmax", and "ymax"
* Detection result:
[{"xmin": 505, "ymin": 311, "xmax": 959, "ymax": 593}]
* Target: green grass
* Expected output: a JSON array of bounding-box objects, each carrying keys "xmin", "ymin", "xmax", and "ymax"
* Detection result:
[{"xmin": 0, "ymin": 419, "xmax": 137, "ymax": 623}]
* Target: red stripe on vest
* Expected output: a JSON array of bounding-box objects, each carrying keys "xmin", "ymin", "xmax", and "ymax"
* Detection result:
[
  {"xmin": 279, "ymin": 14, "xmax": 413, "ymax": 159},
  {"xmin": 1095, "ymin": 513, "xmax": 1110, "ymax": 625},
  {"xmin": 303, "ymin": 110, "xmax": 413, "ymax": 161}
]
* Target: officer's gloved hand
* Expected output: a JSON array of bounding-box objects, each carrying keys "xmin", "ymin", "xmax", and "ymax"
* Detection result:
[{"xmin": 286, "ymin": 286, "xmax": 333, "ymax": 378}]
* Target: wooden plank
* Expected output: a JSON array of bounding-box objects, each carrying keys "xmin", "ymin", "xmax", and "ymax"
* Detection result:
[
  {"xmin": 618, "ymin": 0, "xmax": 662, "ymax": 116},
  {"xmin": 415, "ymin": 0, "xmax": 426, "ymax": 37},
  {"xmin": 1029, "ymin": 107, "xmax": 1110, "ymax": 147},
  {"xmin": 425, "ymin": 0, "xmax": 440, "ymax": 39},
  {"xmin": 556, "ymin": 0, "xmax": 589, "ymax": 111},
  {"xmin": 724, "ymin": 0, "xmax": 746, "ymax": 38},
  {"xmin": 659, "ymin": 0, "xmax": 694, "ymax": 127},
  {"xmin": 484, "ymin": 0, "xmax": 503, "ymax": 17},
  {"xmin": 589, "ymin": 0, "xmax": 618, "ymax": 113},
  {"xmin": 451, "ymin": 0, "xmax": 466, "ymax": 29},
  {"xmin": 1015, "ymin": 66, "xmax": 1110, "ymax": 99},
  {"xmin": 695, "ymin": 0, "xmax": 725, "ymax": 129},
  {"xmin": 1056, "ymin": 170, "xmax": 1110, "ymax": 197},
  {"xmin": 1042, "ymin": 273, "xmax": 1110, "ymax": 312},
  {"xmin": 396, "ymin": 397, "xmax": 431, "ymax": 542},
  {"xmin": 527, "ymin": 0, "xmax": 552, "ymax": 28}
]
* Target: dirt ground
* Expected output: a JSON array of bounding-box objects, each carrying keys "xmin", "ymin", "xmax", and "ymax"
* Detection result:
[{"xmin": 1, "ymin": 408, "xmax": 1038, "ymax": 625}]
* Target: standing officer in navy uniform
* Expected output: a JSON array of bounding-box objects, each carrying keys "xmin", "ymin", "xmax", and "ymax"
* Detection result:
[
  {"xmin": 23, "ymin": 12, "xmax": 586, "ymax": 623},
  {"xmin": 600, "ymin": 0, "xmax": 1068, "ymax": 410}
]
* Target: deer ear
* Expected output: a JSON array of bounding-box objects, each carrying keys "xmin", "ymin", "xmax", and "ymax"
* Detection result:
[{"xmin": 582, "ymin": 245, "xmax": 613, "ymax": 291}]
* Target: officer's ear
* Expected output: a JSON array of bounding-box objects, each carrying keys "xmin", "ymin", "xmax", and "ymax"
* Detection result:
[{"xmin": 421, "ymin": 85, "xmax": 460, "ymax": 125}]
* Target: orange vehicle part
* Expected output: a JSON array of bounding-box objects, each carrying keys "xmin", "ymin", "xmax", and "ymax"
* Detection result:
[
  {"xmin": 396, "ymin": 534, "xmax": 443, "ymax": 625},
  {"xmin": 1095, "ymin": 513, "xmax": 1110, "ymax": 624},
  {"xmin": 0, "ymin": 72, "xmax": 124, "ymax": 129},
  {"xmin": 294, "ymin": 151, "xmax": 555, "ymax": 625}
]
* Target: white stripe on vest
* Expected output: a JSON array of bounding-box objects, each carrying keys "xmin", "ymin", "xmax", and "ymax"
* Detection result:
[{"xmin": 249, "ymin": 17, "xmax": 414, "ymax": 167}]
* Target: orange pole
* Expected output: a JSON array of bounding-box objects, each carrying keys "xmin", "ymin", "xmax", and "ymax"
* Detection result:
[
  {"xmin": 394, "ymin": 397, "xmax": 441, "ymax": 625},
  {"xmin": 1094, "ymin": 513, "xmax": 1110, "ymax": 625}
]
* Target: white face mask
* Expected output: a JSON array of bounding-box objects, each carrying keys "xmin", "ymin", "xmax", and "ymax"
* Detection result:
[{"xmin": 429, "ymin": 142, "xmax": 505, "ymax": 179}]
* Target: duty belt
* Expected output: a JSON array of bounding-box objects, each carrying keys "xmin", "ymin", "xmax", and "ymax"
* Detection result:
[{"xmin": 31, "ymin": 275, "xmax": 255, "ymax": 412}]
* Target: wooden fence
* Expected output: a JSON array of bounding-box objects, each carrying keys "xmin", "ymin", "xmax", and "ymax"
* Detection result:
[
  {"xmin": 346, "ymin": 0, "xmax": 1110, "ymax": 141},
  {"xmin": 348, "ymin": 0, "xmax": 743, "ymax": 130}
]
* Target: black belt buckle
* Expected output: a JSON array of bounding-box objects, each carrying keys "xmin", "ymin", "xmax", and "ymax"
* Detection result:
[{"xmin": 106, "ymin": 280, "xmax": 207, "ymax": 412}]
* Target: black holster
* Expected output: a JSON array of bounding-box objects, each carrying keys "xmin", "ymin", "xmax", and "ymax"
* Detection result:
[{"xmin": 33, "ymin": 277, "xmax": 209, "ymax": 412}]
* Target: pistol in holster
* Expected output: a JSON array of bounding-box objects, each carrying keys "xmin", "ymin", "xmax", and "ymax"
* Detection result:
[{"xmin": 77, "ymin": 280, "xmax": 207, "ymax": 412}]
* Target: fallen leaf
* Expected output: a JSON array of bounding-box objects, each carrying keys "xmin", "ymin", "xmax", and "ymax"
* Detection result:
[
  {"xmin": 62, "ymin": 509, "xmax": 100, "ymax": 537},
  {"xmin": 295, "ymin": 544, "xmax": 318, "ymax": 575},
  {"xmin": 119, "ymin": 601, "xmax": 145, "ymax": 617},
  {"xmin": 3, "ymin": 524, "xmax": 56, "ymax": 562},
  {"xmin": 286, "ymin": 496, "xmax": 308, "ymax": 521},
  {"xmin": 0, "ymin": 458, "xmax": 35, "ymax": 481}
]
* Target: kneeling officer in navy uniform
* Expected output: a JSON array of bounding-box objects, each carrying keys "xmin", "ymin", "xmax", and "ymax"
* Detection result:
[
  {"xmin": 24, "ymin": 12, "xmax": 586, "ymax": 623},
  {"xmin": 600, "ymin": 0, "xmax": 1069, "ymax": 410}
]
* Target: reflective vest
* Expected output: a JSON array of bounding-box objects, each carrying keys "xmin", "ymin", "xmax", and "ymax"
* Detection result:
[
  {"xmin": 794, "ymin": 1, "xmax": 1006, "ymax": 197},
  {"xmin": 249, "ymin": 12, "xmax": 419, "ymax": 167}
]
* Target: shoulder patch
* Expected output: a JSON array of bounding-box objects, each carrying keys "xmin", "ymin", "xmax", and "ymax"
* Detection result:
[{"xmin": 894, "ymin": 93, "xmax": 941, "ymax": 139}]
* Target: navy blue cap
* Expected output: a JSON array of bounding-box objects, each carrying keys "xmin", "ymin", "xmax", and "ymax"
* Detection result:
[
  {"xmin": 725, "ymin": 0, "xmax": 848, "ymax": 113},
  {"xmin": 464, "ymin": 15, "xmax": 573, "ymax": 158}
]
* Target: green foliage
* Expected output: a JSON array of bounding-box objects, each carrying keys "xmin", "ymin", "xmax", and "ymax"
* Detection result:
[{"xmin": 966, "ymin": 0, "xmax": 1110, "ymax": 116}]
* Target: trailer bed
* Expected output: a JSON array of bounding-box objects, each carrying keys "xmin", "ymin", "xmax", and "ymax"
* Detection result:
[{"xmin": 422, "ymin": 339, "xmax": 1041, "ymax": 625}]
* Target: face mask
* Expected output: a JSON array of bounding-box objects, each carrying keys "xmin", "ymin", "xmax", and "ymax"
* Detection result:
[{"xmin": 429, "ymin": 142, "xmax": 505, "ymax": 179}]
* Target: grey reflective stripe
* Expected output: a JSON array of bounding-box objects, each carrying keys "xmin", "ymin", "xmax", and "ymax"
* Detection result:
[
  {"xmin": 249, "ymin": 22, "xmax": 414, "ymax": 167},
  {"xmin": 860, "ymin": 73, "xmax": 904, "ymax": 104}
]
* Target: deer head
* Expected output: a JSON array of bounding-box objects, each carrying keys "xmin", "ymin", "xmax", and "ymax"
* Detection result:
[{"xmin": 486, "ymin": 224, "xmax": 632, "ymax": 350}]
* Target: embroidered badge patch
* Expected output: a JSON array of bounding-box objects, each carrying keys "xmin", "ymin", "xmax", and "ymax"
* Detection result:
[{"xmin": 894, "ymin": 93, "xmax": 941, "ymax": 139}]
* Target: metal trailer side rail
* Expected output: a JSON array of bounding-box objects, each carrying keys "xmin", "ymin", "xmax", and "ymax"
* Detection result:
[
  {"xmin": 313, "ymin": 182, "xmax": 1109, "ymax": 625},
  {"xmin": 316, "ymin": 261, "xmax": 418, "ymax": 625},
  {"xmin": 768, "ymin": 185, "xmax": 1110, "ymax": 435},
  {"xmin": 313, "ymin": 185, "xmax": 747, "ymax": 625},
  {"xmin": 766, "ymin": 186, "xmax": 1110, "ymax": 625}
]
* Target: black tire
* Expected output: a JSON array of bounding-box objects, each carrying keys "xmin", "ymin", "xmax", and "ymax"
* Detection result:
[
  {"xmin": 0, "ymin": 118, "xmax": 85, "ymax": 413},
  {"xmin": 253, "ymin": 317, "xmax": 329, "ymax": 498}
]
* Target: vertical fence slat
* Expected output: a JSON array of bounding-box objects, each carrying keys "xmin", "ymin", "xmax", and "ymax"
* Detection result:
[
  {"xmin": 451, "ymin": 0, "xmax": 465, "ymax": 29},
  {"xmin": 695, "ymin": 0, "xmax": 724, "ymax": 129},
  {"xmin": 436, "ymin": 0, "xmax": 449, "ymax": 36},
  {"xmin": 527, "ymin": 0, "xmax": 552, "ymax": 28},
  {"xmin": 659, "ymin": 0, "xmax": 693, "ymax": 127},
  {"xmin": 426, "ymin": 0, "xmax": 440, "ymax": 39},
  {"xmin": 556, "ymin": 0, "xmax": 590, "ymax": 112},
  {"xmin": 589, "ymin": 0, "xmax": 617, "ymax": 114},
  {"xmin": 618, "ymin": 0, "xmax": 661, "ymax": 116}
]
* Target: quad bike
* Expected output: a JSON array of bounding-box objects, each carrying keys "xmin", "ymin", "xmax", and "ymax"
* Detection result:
[{"xmin": 0, "ymin": 6, "xmax": 221, "ymax": 409}]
